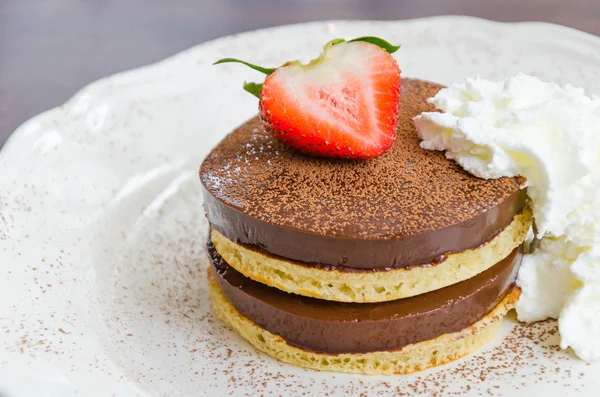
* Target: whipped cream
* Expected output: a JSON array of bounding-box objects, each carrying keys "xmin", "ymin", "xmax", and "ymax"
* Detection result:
[{"xmin": 413, "ymin": 74, "xmax": 600, "ymax": 361}]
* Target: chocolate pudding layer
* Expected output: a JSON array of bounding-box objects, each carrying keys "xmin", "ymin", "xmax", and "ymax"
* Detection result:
[
  {"xmin": 209, "ymin": 241, "xmax": 521, "ymax": 354},
  {"xmin": 200, "ymin": 79, "xmax": 526, "ymax": 269}
]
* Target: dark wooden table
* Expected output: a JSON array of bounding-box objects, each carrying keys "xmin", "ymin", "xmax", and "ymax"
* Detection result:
[{"xmin": 1, "ymin": 0, "xmax": 598, "ymax": 147}]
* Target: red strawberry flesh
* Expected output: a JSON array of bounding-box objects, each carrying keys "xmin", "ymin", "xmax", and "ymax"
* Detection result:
[{"xmin": 259, "ymin": 41, "xmax": 400, "ymax": 159}]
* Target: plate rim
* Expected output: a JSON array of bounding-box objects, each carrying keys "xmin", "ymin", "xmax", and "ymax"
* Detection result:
[
  {"xmin": 2, "ymin": 15, "xmax": 600, "ymax": 396},
  {"xmin": 2, "ymin": 15, "xmax": 600, "ymax": 160}
]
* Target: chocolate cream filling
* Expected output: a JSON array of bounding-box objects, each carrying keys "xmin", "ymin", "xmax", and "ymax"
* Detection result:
[{"xmin": 209, "ymin": 241, "xmax": 521, "ymax": 354}]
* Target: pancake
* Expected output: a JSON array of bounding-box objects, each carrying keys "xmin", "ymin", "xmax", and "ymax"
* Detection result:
[
  {"xmin": 210, "ymin": 207, "xmax": 529, "ymax": 302},
  {"xmin": 210, "ymin": 274, "xmax": 519, "ymax": 375},
  {"xmin": 208, "ymin": 241, "xmax": 521, "ymax": 374},
  {"xmin": 200, "ymin": 79, "xmax": 526, "ymax": 271},
  {"xmin": 209, "ymin": 240, "xmax": 520, "ymax": 354}
]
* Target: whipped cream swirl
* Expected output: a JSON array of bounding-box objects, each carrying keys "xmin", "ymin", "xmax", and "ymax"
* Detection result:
[{"xmin": 413, "ymin": 74, "xmax": 600, "ymax": 361}]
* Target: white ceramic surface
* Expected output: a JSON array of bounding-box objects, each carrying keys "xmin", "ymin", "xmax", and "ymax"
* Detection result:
[{"xmin": 1, "ymin": 17, "xmax": 600, "ymax": 397}]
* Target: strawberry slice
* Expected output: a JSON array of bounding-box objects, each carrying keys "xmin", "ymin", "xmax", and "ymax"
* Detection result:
[{"xmin": 215, "ymin": 37, "xmax": 401, "ymax": 159}]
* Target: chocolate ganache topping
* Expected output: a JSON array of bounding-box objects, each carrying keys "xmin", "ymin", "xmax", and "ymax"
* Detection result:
[{"xmin": 200, "ymin": 79, "xmax": 525, "ymax": 269}]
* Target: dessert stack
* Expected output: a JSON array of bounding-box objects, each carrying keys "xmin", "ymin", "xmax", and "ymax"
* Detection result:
[{"xmin": 200, "ymin": 38, "xmax": 531, "ymax": 374}]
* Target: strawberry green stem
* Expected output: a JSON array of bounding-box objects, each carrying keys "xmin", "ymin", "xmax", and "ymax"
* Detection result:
[
  {"xmin": 347, "ymin": 36, "xmax": 401, "ymax": 53},
  {"xmin": 213, "ymin": 58, "xmax": 276, "ymax": 75},
  {"xmin": 214, "ymin": 36, "xmax": 400, "ymax": 98}
]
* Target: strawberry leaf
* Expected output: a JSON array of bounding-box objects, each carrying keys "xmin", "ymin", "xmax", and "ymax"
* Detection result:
[
  {"xmin": 348, "ymin": 36, "xmax": 401, "ymax": 53},
  {"xmin": 243, "ymin": 81, "xmax": 263, "ymax": 98},
  {"xmin": 213, "ymin": 58, "xmax": 276, "ymax": 75}
]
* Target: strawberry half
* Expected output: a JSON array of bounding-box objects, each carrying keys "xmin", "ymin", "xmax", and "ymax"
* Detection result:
[{"xmin": 215, "ymin": 37, "xmax": 401, "ymax": 160}]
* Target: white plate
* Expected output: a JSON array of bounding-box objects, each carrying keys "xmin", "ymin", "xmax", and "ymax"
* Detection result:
[{"xmin": 1, "ymin": 16, "xmax": 600, "ymax": 397}]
